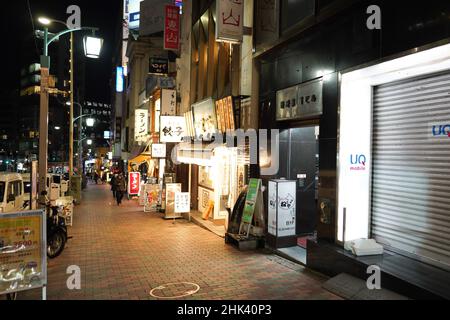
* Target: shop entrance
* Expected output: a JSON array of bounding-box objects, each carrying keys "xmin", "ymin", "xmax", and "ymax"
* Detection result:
[{"xmin": 279, "ymin": 125, "xmax": 319, "ymax": 235}]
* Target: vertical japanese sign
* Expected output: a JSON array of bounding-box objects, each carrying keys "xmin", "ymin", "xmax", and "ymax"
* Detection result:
[
  {"xmin": 161, "ymin": 89, "xmax": 177, "ymax": 116},
  {"xmin": 164, "ymin": 4, "xmax": 180, "ymax": 51},
  {"xmin": 115, "ymin": 117, "xmax": 122, "ymax": 143},
  {"xmin": 128, "ymin": 172, "xmax": 141, "ymax": 196},
  {"xmin": 216, "ymin": 0, "xmax": 244, "ymax": 43},
  {"xmin": 135, "ymin": 109, "xmax": 149, "ymax": 142},
  {"xmin": 31, "ymin": 160, "xmax": 38, "ymax": 210},
  {"xmin": 0, "ymin": 210, "xmax": 47, "ymax": 296},
  {"xmin": 242, "ymin": 179, "xmax": 262, "ymax": 224}
]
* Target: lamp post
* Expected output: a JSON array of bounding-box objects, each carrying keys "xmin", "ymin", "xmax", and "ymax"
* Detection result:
[
  {"xmin": 67, "ymin": 101, "xmax": 95, "ymax": 175},
  {"xmin": 37, "ymin": 17, "xmax": 103, "ymax": 204}
]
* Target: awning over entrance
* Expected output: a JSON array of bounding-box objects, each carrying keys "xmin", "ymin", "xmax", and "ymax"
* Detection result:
[
  {"xmin": 175, "ymin": 142, "xmax": 215, "ymax": 167},
  {"xmin": 128, "ymin": 140, "xmax": 152, "ymax": 172}
]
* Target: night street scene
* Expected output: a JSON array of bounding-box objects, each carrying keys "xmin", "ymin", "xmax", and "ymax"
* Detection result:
[{"xmin": 1, "ymin": 0, "xmax": 450, "ymax": 309}]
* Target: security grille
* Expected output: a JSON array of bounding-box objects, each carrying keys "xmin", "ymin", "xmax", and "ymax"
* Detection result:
[{"xmin": 371, "ymin": 70, "xmax": 450, "ymax": 269}]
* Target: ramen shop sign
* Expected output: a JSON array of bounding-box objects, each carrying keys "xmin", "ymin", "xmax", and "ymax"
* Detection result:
[{"xmin": 128, "ymin": 172, "xmax": 141, "ymax": 196}]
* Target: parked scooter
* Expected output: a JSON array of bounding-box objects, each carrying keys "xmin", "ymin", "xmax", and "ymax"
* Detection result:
[{"xmin": 40, "ymin": 191, "xmax": 68, "ymax": 259}]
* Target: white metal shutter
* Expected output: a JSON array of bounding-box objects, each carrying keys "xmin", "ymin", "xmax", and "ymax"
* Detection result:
[{"xmin": 371, "ymin": 71, "xmax": 450, "ymax": 269}]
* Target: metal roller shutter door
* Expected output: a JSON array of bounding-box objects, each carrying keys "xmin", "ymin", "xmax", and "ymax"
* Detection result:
[{"xmin": 371, "ymin": 70, "xmax": 450, "ymax": 269}]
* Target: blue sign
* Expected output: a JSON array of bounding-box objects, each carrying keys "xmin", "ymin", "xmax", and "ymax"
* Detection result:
[
  {"xmin": 350, "ymin": 154, "xmax": 367, "ymax": 171},
  {"xmin": 432, "ymin": 125, "xmax": 450, "ymax": 138},
  {"xmin": 130, "ymin": 12, "xmax": 140, "ymax": 23},
  {"xmin": 116, "ymin": 66, "xmax": 124, "ymax": 93}
]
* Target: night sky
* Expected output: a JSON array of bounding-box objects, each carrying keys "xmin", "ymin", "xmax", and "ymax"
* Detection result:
[{"xmin": 5, "ymin": 0, "xmax": 122, "ymax": 102}]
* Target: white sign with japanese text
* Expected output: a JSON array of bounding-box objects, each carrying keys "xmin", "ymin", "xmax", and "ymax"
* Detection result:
[
  {"xmin": 161, "ymin": 89, "xmax": 177, "ymax": 116},
  {"xmin": 135, "ymin": 109, "xmax": 149, "ymax": 142},
  {"xmin": 151, "ymin": 143, "xmax": 167, "ymax": 158},
  {"xmin": 216, "ymin": 0, "xmax": 244, "ymax": 43},
  {"xmin": 160, "ymin": 116, "xmax": 187, "ymax": 143},
  {"xmin": 175, "ymin": 192, "xmax": 190, "ymax": 213}
]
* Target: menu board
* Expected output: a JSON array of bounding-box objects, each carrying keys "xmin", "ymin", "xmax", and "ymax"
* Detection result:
[
  {"xmin": 165, "ymin": 183, "xmax": 182, "ymax": 216},
  {"xmin": 174, "ymin": 192, "xmax": 190, "ymax": 213},
  {"xmin": 0, "ymin": 210, "xmax": 46, "ymax": 295},
  {"xmin": 215, "ymin": 96, "xmax": 235, "ymax": 134}
]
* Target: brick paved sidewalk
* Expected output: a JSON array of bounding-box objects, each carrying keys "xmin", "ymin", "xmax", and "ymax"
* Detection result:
[{"xmin": 13, "ymin": 183, "xmax": 339, "ymax": 300}]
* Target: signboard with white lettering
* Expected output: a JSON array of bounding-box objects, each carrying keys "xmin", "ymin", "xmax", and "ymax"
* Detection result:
[
  {"xmin": 164, "ymin": 4, "xmax": 180, "ymax": 51},
  {"xmin": 128, "ymin": 172, "xmax": 141, "ymax": 196},
  {"xmin": 216, "ymin": 0, "xmax": 244, "ymax": 43}
]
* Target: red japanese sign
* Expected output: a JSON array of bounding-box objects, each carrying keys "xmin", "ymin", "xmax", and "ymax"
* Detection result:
[
  {"xmin": 128, "ymin": 172, "xmax": 141, "ymax": 195},
  {"xmin": 164, "ymin": 4, "xmax": 180, "ymax": 51}
]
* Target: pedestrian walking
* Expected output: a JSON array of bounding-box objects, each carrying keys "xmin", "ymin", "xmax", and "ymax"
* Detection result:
[
  {"xmin": 115, "ymin": 172, "xmax": 127, "ymax": 206},
  {"xmin": 110, "ymin": 174, "xmax": 117, "ymax": 198},
  {"xmin": 94, "ymin": 172, "xmax": 99, "ymax": 185}
]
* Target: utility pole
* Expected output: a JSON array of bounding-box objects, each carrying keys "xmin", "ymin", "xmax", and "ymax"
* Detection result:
[
  {"xmin": 69, "ymin": 32, "xmax": 75, "ymax": 176},
  {"xmin": 38, "ymin": 28, "xmax": 50, "ymax": 204}
]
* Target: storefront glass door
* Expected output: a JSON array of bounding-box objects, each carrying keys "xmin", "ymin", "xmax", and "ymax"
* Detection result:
[{"xmin": 279, "ymin": 126, "xmax": 319, "ymax": 235}]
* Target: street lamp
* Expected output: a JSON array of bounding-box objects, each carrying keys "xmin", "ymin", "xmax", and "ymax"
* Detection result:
[
  {"xmin": 36, "ymin": 15, "xmax": 103, "ymax": 205},
  {"xmin": 83, "ymin": 36, "xmax": 103, "ymax": 58},
  {"xmin": 86, "ymin": 118, "xmax": 95, "ymax": 127},
  {"xmin": 87, "ymin": 139, "xmax": 93, "ymax": 146},
  {"xmin": 38, "ymin": 17, "xmax": 51, "ymax": 25}
]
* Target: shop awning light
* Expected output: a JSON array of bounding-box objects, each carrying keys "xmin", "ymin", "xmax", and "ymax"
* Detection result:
[{"xmin": 83, "ymin": 35, "xmax": 103, "ymax": 59}]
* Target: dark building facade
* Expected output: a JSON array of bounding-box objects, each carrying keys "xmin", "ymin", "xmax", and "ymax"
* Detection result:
[{"xmin": 254, "ymin": 0, "xmax": 450, "ymax": 298}]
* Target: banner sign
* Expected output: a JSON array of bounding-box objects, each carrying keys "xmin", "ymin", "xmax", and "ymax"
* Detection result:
[
  {"xmin": 149, "ymin": 57, "xmax": 169, "ymax": 75},
  {"xmin": 161, "ymin": 89, "xmax": 177, "ymax": 116},
  {"xmin": 242, "ymin": 179, "xmax": 262, "ymax": 224},
  {"xmin": 128, "ymin": 172, "xmax": 141, "ymax": 195},
  {"xmin": 216, "ymin": 0, "xmax": 244, "ymax": 43},
  {"xmin": 135, "ymin": 109, "xmax": 149, "ymax": 142},
  {"xmin": 160, "ymin": 116, "xmax": 187, "ymax": 143},
  {"xmin": 0, "ymin": 210, "xmax": 47, "ymax": 296},
  {"xmin": 164, "ymin": 5, "xmax": 180, "ymax": 51}
]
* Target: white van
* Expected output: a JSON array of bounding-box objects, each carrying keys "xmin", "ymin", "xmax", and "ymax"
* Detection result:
[{"xmin": 0, "ymin": 173, "xmax": 26, "ymax": 213}]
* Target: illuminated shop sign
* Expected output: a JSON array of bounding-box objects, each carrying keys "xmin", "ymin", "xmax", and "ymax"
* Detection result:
[
  {"xmin": 116, "ymin": 66, "xmax": 124, "ymax": 92},
  {"xmin": 128, "ymin": 172, "xmax": 141, "ymax": 195}
]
